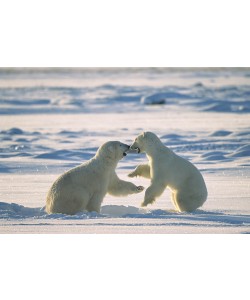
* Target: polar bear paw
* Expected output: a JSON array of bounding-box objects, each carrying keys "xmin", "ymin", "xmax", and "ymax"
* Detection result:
[
  {"xmin": 141, "ymin": 201, "xmax": 150, "ymax": 207},
  {"xmin": 141, "ymin": 197, "xmax": 155, "ymax": 207},
  {"xmin": 136, "ymin": 186, "xmax": 144, "ymax": 193},
  {"xmin": 128, "ymin": 170, "xmax": 137, "ymax": 178}
]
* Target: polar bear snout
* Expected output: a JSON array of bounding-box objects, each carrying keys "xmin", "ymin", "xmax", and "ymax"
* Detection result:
[
  {"xmin": 120, "ymin": 143, "xmax": 130, "ymax": 156},
  {"xmin": 133, "ymin": 147, "xmax": 140, "ymax": 153},
  {"xmin": 129, "ymin": 143, "xmax": 141, "ymax": 153}
]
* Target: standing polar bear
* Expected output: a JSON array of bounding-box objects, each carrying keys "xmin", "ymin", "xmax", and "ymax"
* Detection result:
[
  {"xmin": 46, "ymin": 141, "xmax": 144, "ymax": 215},
  {"xmin": 128, "ymin": 132, "xmax": 207, "ymax": 212}
]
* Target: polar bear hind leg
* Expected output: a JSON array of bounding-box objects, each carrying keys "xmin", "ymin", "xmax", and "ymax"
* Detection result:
[
  {"xmin": 171, "ymin": 191, "xmax": 181, "ymax": 212},
  {"xmin": 47, "ymin": 187, "xmax": 90, "ymax": 215},
  {"xmin": 173, "ymin": 190, "xmax": 205, "ymax": 212}
]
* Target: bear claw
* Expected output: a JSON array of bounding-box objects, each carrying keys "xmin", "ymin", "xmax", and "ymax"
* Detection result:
[{"xmin": 137, "ymin": 186, "xmax": 144, "ymax": 192}]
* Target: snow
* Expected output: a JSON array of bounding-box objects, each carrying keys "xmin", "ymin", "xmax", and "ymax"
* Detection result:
[{"xmin": 0, "ymin": 68, "xmax": 250, "ymax": 233}]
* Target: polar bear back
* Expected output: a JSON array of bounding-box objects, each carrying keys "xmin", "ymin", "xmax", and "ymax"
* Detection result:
[
  {"xmin": 150, "ymin": 148, "xmax": 207, "ymax": 196},
  {"xmin": 53, "ymin": 159, "xmax": 110, "ymax": 195}
]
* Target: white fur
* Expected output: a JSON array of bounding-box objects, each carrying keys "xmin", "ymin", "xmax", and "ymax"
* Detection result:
[
  {"xmin": 129, "ymin": 132, "xmax": 207, "ymax": 212},
  {"xmin": 46, "ymin": 141, "xmax": 144, "ymax": 215}
]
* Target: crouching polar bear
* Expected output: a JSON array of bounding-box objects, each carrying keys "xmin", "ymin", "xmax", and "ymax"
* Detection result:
[
  {"xmin": 128, "ymin": 132, "xmax": 207, "ymax": 212},
  {"xmin": 46, "ymin": 141, "xmax": 144, "ymax": 215}
]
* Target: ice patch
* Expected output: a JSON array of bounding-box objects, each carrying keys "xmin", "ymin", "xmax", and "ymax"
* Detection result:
[
  {"xmin": 0, "ymin": 202, "xmax": 45, "ymax": 218},
  {"xmin": 161, "ymin": 133, "xmax": 183, "ymax": 140},
  {"xmin": 1, "ymin": 81, "xmax": 250, "ymax": 114},
  {"xmin": 0, "ymin": 202, "xmax": 145, "ymax": 219},
  {"xmin": 1, "ymin": 128, "xmax": 24, "ymax": 135},
  {"xmin": 229, "ymin": 145, "xmax": 250, "ymax": 158},
  {"xmin": 210, "ymin": 130, "xmax": 232, "ymax": 137},
  {"xmin": 200, "ymin": 151, "xmax": 227, "ymax": 161},
  {"xmin": 204, "ymin": 102, "xmax": 250, "ymax": 113},
  {"xmin": 101, "ymin": 205, "xmax": 146, "ymax": 217},
  {"xmin": 141, "ymin": 94, "xmax": 166, "ymax": 105},
  {"xmin": 35, "ymin": 149, "xmax": 93, "ymax": 161},
  {"xmin": 0, "ymin": 202, "xmax": 249, "ymax": 229},
  {"xmin": 141, "ymin": 91, "xmax": 192, "ymax": 105}
]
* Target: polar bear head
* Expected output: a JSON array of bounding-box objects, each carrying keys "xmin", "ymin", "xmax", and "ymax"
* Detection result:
[
  {"xmin": 130, "ymin": 132, "xmax": 160, "ymax": 153},
  {"xmin": 96, "ymin": 141, "xmax": 130, "ymax": 162}
]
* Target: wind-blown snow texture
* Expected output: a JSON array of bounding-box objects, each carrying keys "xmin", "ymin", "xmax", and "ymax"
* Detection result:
[{"xmin": 0, "ymin": 68, "xmax": 249, "ymax": 233}]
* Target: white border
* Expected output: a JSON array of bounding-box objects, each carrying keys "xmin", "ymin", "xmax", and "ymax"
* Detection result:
[
  {"xmin": 1, "ymin": 235, "xmax": 249, "ymax": 300},
  {"xmin": 0, "ymin": 1, "xmax": 249, "ymax": 299},
  {"xmin": 0, "ymin": 0, "xmax": 249, "ymax": 67}
]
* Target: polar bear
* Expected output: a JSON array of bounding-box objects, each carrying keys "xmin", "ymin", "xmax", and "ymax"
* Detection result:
[
  {"xmin": 128, "ymin": 132, "xmax": 207, "ymax": 212},
  {"xmin": 46, "ymin": 141, "xmax": 144, "ymax": 215}
]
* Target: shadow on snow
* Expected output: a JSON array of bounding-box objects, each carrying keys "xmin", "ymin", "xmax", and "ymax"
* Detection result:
[{"xmin": 0, "ymin": 202, "xmax": 249, "ymax": 227}]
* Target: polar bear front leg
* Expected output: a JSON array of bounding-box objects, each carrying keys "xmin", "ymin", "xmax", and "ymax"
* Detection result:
[
  {"xmin": 86, "ymin": 193, "xmax": 104, "ymax": 213},
  {"xmin": 128, "ymin": 164, "xmax": 151, "ymax": 179},
  {"xmin": 142, "ymin": 181, "xmax": 166, "ymax": 207},
  {"xmin": 108, "ymin": 172, "xmax": 144, "ymax": 196}
]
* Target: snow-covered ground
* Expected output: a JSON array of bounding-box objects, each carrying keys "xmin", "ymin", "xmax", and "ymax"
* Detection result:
[{"xmin": 0, "ymin": 68, "xmax": 250, "ymax": 233}]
